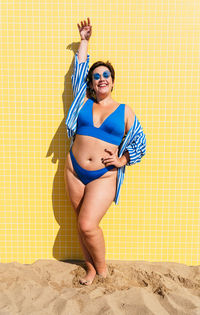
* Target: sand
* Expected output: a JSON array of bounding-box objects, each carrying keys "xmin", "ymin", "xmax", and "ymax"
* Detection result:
[{"xmin": 0, "ymin": 259, "xmax": 199, "ymax": 315}]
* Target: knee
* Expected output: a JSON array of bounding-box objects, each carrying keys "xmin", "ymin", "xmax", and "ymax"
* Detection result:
[{"xmin": 77, "ymin": 219, "xmax": 97, "ymax": 235}]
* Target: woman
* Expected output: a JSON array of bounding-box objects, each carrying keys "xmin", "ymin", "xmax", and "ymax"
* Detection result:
[{"xmin": 64, "ymin": 18, "xmax": 146, "ymax": 285}]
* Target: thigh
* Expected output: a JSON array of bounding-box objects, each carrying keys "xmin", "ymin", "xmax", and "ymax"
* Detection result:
[
  {"xmin": 78, "ymin": 170, "xmax": 117, "ymax": 228},
  {"xmin": 64, "ymin": 152, "xmax": 85, "ymax": 214}
]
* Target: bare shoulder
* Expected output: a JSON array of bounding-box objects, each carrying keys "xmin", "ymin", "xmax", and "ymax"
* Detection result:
[
  {"xmin": 124, "ymin": 104, "xmax": 135, "ymax": 134},
  {"xmin": 83, "ymin": 95, "xmax": 89, "ymax": 104},
  {"xmin": 81, "ymin": 95, "xmax": 91, "ymax": 108}
]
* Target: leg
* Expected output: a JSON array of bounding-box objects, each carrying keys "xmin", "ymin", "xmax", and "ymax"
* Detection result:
[
  {"xmin": 77, "ymin": 169, "xmax": 117, "ymax": 279},
  {"xmin": 64, "ymin": 153, "xmax": 97, "ymax": 279}
]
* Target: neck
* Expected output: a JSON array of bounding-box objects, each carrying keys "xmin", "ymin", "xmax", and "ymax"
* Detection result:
[{"xmin": 95, "ymin": 93, "xmax": 113, "ymax": 105}]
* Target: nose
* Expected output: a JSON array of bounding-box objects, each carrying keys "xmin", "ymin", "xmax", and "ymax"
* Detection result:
[{"xmin": 98, "ymin": 74, "xmax": 105, "ymax": 80}]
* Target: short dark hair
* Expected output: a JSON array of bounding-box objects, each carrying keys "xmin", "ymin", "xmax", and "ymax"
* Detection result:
[{"xmin": 86, "ymin": 61, "xmax": 115, "ymax": 99}]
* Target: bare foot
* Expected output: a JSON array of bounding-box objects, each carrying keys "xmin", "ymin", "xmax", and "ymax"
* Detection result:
[{"xmin": 79, "ymin": 268, "xmax": 96, "ymax": 286}]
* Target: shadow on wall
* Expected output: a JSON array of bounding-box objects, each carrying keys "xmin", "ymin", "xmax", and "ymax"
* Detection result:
[{"xmin": 46, "ymin": 41, "xmax": 83, "ymax": 261}]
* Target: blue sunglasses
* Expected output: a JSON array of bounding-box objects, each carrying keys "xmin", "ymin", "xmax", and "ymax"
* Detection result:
[{"xmin": 93, "ymin": 70, "xmax": 111, "ymax": 80}]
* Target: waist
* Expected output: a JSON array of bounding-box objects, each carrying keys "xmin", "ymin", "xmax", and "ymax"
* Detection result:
[{"xmin": 71, "ymin": 134, "xmax": 119, "ymax": 170}]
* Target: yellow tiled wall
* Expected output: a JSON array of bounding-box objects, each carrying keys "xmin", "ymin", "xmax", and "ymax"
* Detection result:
[{"xmin": 0, "ymin": 0, "xmax": 199, "ymax": 264}]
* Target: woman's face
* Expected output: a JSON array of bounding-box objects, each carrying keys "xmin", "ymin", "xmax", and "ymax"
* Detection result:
[{"xmin": 91, "ymin": 66, "xmax": 114, "ymax": 96}]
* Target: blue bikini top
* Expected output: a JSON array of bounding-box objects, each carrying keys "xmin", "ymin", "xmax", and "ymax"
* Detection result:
[{"xmin": 76, "ymin": 98, "xmax": 125, "ymax": 146}]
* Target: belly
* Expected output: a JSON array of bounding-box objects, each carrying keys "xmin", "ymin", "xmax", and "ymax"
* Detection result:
[{"xmin": 71, "ymin": 134, "xmax": 119, "ymax": 170}]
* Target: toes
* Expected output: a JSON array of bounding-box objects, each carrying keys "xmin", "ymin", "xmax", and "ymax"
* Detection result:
[{"xmin": 79, "ymin": 278, "xmax": 93, "ymax": 285}]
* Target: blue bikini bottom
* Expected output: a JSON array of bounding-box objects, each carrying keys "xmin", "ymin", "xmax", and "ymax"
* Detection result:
[{"xmin": 69, "ymin": 148, "xmax": 115, "ymax": 185}]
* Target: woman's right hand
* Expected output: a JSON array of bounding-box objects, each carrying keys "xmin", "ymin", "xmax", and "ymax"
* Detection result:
[{"xmin": 77, "ymin": 18, "xmax": 92, "ymax": 41}]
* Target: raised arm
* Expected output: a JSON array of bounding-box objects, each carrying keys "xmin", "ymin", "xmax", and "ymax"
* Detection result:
[
  {"xmin": 77, "ymin": 18, "xmax": 92, "ymax": 63},
  {"xmin": 71, "ymin": 18, "xmax": 92, "ymax": 97},
  {"xmin": 66, "ymin": 19, "xmax": 92, "ymax": 139}
]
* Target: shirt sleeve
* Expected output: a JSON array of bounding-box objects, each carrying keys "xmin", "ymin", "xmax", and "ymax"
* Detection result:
[
  {"xmin": 125, "ymin": 119, "xmax": 147, "ymax": 166},
  {"xmin": 71, "ymin": 51, "xmax": 90, "ymax": 98},
  {"xmin": 65, "ymin": 52, "xmax": 90, "ymax": 139}
]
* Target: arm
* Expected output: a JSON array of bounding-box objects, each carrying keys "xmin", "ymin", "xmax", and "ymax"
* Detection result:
[
  {"xmin": 71, "ymin": 18, "xmax": 92, "ymax": 97},
  {"xmin": 120, "ymin": 105, "xmax": 146, "ymax": 166},
  {"xmin": 119, "ymin": 150, "xmax": 130, "ymax": 166},
  {"xmin": 77, "ymin": 40, "xmax": 89, "ymax": 64},
  {"xmin": 118, "ymin": 105, "xmax": 135, "ymax": 166},
  {"xmin": 65, "ymin": 18, "xmax": 92, "ymax": 139},
  {"xmin": 77, "ymin": 18, "xmax": 92, "ymax": 63},
  {"xmin": 125, "ymin": 127, "xmax": 146, "ymax": 166}
]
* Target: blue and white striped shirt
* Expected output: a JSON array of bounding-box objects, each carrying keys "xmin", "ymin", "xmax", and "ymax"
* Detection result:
[{"xmin": 65, "ymin": 52, "xmax": 147, "ymax": 205}]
